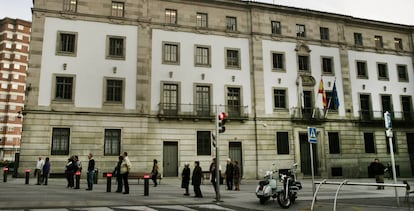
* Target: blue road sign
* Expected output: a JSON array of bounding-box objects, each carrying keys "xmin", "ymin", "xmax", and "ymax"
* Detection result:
[{"xmin": 308, "ymin": 127, "xmax": 317, "ymax": 143}]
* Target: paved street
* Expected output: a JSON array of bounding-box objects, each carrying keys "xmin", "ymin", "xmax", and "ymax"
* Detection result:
[{"xmin": 0, "ymin": 174, "xmax": 413, "ymax": 210}]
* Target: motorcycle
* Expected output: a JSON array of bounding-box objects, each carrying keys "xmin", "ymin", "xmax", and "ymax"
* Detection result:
[
  {"xmin": 255, "ymin": 168, "xmax": 278, "ymax": 204},
  {"xmin": 277, "ymin": 163, "xmax": 302, "ymax": 209}
]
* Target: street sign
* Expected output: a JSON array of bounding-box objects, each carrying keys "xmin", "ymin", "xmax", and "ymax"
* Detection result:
[
  {"xmin": 384, "ymin": 111, "xmax": 392, "ymax": 129},
  {"xmin": 308, "ymin": 127, "xmax": 317, "ymax": 143}
]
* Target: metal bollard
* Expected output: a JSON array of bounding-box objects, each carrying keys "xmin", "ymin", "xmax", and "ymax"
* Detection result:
[
  {"xmin": 144, "ymin": 174, "xmax": 150, "ymax": 196},
  {"xmin": 25, "ymin": 169, "xmax": 30, "ymax": 184},
  {"xmin": 3, "ymin": 167, "xmax": 8, "ymax": 182},
  {"xmin": 75, "ymin": 171, "xmax": 81, "ymax": 189},
  {"xmin": 106, "ymin": 172, "xmax": 112, "ymax": 192}
]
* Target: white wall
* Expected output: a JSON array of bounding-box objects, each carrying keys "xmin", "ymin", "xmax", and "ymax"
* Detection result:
[
  {"xmin": 151, "ymin": 29, "xmax": 252, "ymax": 113},
  {"xmin": 39, "ymin": 17, "xmax": 138, "ymax": 109},
  {"xmin": 348, "ymin": 51, "xmax": 414, "ymax": 118},
  {"xmin": 262, "ymin": 40, "xmax": 344, "ymax": 116}
]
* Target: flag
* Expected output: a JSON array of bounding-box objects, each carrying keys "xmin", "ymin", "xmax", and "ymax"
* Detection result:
[
  {"xmin": 332, "ymin": 80, "xmax": 340, "ymax": 108},
  {"xmin": 297, "ymin": 76, "xmax": 304, "ymax": 108},
  {"xmin": 318, "ymin": 78, "xmax": 327, "ymax": 109}
]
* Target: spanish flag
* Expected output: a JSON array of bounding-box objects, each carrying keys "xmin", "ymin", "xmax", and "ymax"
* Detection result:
[{"xmin": 318, "ymin": 78, "xmax": 327, "ymax": 109}]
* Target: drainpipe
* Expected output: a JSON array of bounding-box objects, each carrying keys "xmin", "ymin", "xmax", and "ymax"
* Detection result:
[{"xmin": 246, "ymin": 3, "xmax": 259, "ymax": 179}]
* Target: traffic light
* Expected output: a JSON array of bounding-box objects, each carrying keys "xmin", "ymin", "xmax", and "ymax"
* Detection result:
[{"xmin": 218, "ymin": 112, "xmax": 227, "ymax": 133}]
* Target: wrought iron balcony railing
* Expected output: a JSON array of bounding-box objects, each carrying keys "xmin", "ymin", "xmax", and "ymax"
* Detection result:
[
  {"xmin": 290, "ymin": 107, "xmax": 327, "ymax": 121},
  {"xmin": 358, "ymin": 110, "xmax": 414, "ymax": 121},
  {"xmin": 158, "ymin": 103, "xmax": 249, "ymax": 121}
]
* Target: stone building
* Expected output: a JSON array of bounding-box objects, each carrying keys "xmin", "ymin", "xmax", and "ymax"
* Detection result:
[
  {"xmin": 18, "ymin": 0, "xmax": 414, "ymax": 179},
  {"xmin": 0, "ymin": 18, "xmax": 31, "ymax": 161}
]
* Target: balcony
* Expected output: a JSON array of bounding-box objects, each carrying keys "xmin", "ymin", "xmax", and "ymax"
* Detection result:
[
  {"xmin": 358, "ymin": 110, "xmax": 414, "ymax": 128},
  {"xmin": 157, "ymin": 103, "xmax": 249, "ymax": 121},
  {"xmin": 290, "ymin": 107, "xmax": 326, "ymax": 123}
]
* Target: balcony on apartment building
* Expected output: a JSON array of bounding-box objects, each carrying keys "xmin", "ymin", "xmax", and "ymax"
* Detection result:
[
  {"xmin": 358, "ymin": 110, "xmax": 414, "ymax": 128},
  {"xmin": 157, "ymin": 103, "xmax": 249, "ymax": 122}
]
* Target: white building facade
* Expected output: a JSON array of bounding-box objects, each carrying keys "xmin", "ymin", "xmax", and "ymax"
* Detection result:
[{"xmin": 19, "ymin": 0, "xmax": 414, "ymax": 179}]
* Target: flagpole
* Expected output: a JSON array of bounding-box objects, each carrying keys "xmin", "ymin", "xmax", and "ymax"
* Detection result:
[
  {"xmin": 325, "ymin": 79, "xmax": 337, "ymax": 118},
  {"xmin": 325, "ymin": 95, "xmax": 332, "ymax": 118}
]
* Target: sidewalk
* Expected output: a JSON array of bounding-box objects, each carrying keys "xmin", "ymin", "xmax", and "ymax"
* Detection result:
[{"xmin": 0, "ymin": 176, "xmax": 413, "ymax": 210}]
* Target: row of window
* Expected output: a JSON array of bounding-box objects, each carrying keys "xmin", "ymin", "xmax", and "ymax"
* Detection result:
[
  {"xmin": 272, "ymin": 52, "xmax": 409, "ymax": 82},
  {"xmin": 51, "ymin": 128, "xmax": 121, "ymax": 155},
  {"xmin": 3, "ymin": 42, "xmax": 26, "ymax": 50},
  {"xmin": 58, "ymin": 30, "xmax": 242, "ymax": 68},
  {"xmin": 62, "ymin": 0, "xmax": 404, "ymax": 50},
  {"xmin": 0, "ymin": 137, "xmax": 20, "ymax": 143},
  {"xmin": 57, "ymin": 32, "xmax": 126, "ymax": 60},
  {"xmin": 5, "ymin": 23, "xmax": 27, "ymax": 31},
  {"xmin": 356, "ymin": 61, "xmax": 409, "ymax": 81},
  {"xmin": 54, "ymin": 73, "xmax": 411, "ymax": 117},
  {"xmin": 2, "ymin": 32, "xmax": 29, "ymax": 41},
  {"xmin": 161, "ymin": 83, "xmax": 242, "ymax": 116},
  {"xmin": 64, "ymin": 0, "xmax": 126, "ymax": 18},
  {"xmin": 51, "ymin": 128, "xmax": 213, "ymax": 156},
  {"xmin": 54, "ymin": 76, "xmax": 123, "ymax": 103},
  {"xmin": 50, "ymin": 127, "xmax": 402, "ymax": 157},
  {"xmin": 276, "ymin": 131, "xmax": 399, "ymax": 155},
  {"xmin": 359, "ymin": 94, "xmax": 412, "ymax": 119},
  {"xmin": 163, "ymin": 42, "xmax": 241, "ymax": 68}
]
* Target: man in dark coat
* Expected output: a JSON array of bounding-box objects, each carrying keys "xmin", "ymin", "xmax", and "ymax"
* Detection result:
[
  {"xmin": 192, "ymin": 161, "xmax": 203, "ymax": 198},
  {"xmin": 112, "ymin": 155, "xmax": 124, "ymax": 193},
  {"xmin": 225, "ymin": 158, "xmax": 234, "ymax": 190},
  {"xmin": 209, "ymin": 158, "xmax": 217, "ymax": 193},
  {"xmin": 181, "ymin": 162, "xmax": 190, "ymax": 196},
  {"xmin": 369, "ymin": 158, "xmax": 385, "ymax": 189}
]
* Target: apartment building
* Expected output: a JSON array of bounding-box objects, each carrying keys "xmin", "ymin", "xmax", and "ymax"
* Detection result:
[
  {"xmin": 18, "ymin": 0, "xmax": 414, "ymax": 179},
  {"xmin": 0, "ymin": 18, "xmax": 30, "ymax": 161}
]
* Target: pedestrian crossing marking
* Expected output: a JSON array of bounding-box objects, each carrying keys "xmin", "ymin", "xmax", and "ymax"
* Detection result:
[
  {"xmin": 73, "ymin": 208, "xmax": 114, "ymax": 211},
  {"xmin": 113, "ymin": 206, "xmax": 157, "ymax": 211},
  {"xmin": 20, "ymin": 204, "xmax": 237, "ymax": 211},
  {"xmin": 152, "ymin": 205, "xmax": 196, "ymax": 211},
  {"xmin": 188, "ymin": 204, "xmax": 235, "ymax": 211}
]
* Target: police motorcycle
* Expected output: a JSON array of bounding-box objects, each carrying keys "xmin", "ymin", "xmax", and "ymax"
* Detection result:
[
  {"xmin": 277, "ymin": 163, "xmax": 302, "ymax": 209},
  {"xmin": 255, "ymin": 164, "xmax": 278, "ymax": 204}
]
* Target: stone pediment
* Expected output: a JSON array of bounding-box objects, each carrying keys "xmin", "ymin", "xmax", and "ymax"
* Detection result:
[{"xmin": 299, "ymin": 75, "xmax": 316, "ymax": 86}]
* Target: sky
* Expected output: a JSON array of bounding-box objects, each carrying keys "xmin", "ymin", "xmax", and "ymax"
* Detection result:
[{"xmin": 1, "ymin": 0, "xmax": 413, "ymax": 25}]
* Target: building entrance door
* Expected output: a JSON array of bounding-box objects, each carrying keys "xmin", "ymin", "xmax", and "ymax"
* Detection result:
[
  {"xmin": 299, "ymin": 133, "xmax": 318, "ymax": 176},
  {"xmin": 229, "ymin": 142, "xmax": 242, "ymax": 176},
  {"xmin": 163, "ymin": 141, "xmax": 178, "ymax": 177},
  {"xmin": 406, "ymin": 133, "xmax": 414, "ymax": 176}
]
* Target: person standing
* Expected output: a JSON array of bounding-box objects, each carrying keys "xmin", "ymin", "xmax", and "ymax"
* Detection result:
[
  {"xmin": 181, "ymin": 162, "xmax": 190, "ymax": 196},
  {"xmin": 233, "ymin": 160, "xmax": 241, "ymax": 191},
  {"xmin": 86, "ymin": 153, "xmax": 95, "ymax": 191},
  {"xmin": 369, "ymin": 158, "xmax": 385, "ymax": 189},
  {"xmin": 192, "ymin": 161, "xmax": 203, "ymax": 198},
  {"xmin": 121, "ymin": 152, "xmax": 131, "ymax": 194},
  {"xmin": 35, "ymin": 156, "xmax": 44, "ymax": 185},
  {"xmin": 225, "ymin": 158, "xmax": 234, "ymax": 190},
  {"xmin": 209, "ymin": 158, "xmax": 217, "ymax": 193},
  {"xmin": 112, "ymin": 155, "xmax": 124, "ymax": 193},
  {"xmin": 65, "ymin": 157, "xmax": 75, "ymax": 188},
  {"xmin": 151, "ymin": 159, "xmax": 159, "ymax": 187},
  {"xmin": 74, "ymin": 155, "xmax": 82, "ymax": 173},
  {"xmin": 42, "ymin": 157, "xmax": 50, "ymax": 185}
]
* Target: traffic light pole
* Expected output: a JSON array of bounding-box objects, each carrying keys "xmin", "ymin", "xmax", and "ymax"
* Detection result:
[{"xmin": 215, "ymin": 111, "xmax": 221, "ymax": 202}]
